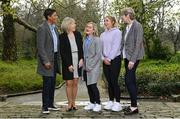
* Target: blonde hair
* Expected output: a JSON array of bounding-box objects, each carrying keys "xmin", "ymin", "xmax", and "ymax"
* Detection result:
[
  {"xmin": 61, "ymin": 17, "xmax": 75, "ymax": 32},
  {"xmin": 105, "ymin": 16, "xmax": 118, "ymax": 27},
  {"xmin": 86, "ymin": 22, "xmax": 99, "ymax": 36},
  {"xmin": 121, "ymin": 7, "xmax": 135, "ymax": 20}
]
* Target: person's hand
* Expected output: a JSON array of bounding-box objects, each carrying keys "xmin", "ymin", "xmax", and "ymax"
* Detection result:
[
  {"xmin": 44, "ymin": 62, "xmax": 52, "ymax": 70},
  {"xmin": 79, "ymin": 59, "xmax": 84, "ymax": 68},
  {"xmin": 128, "ymin": 61, "xmax": 135, "ymax": 70},
  {"xmin": 104, "ymin": 58, "xmax": 111, "ymax": 65},
  {"xmin": 86, "ymin": 69, "xmax": 91, "ymax": 72},
  {"xmin": 68, "ymin": 65, "xmax": 74, "ymax": 72}
]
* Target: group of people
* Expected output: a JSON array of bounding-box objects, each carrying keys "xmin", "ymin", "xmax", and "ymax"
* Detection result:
[{"xmin": 36, "ymin": 7, "xmax": 145, "ymax": 115}]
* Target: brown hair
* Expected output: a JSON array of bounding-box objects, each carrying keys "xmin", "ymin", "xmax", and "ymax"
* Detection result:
[
  {"xmin": 105, "ymin": 16, "xmax": 117, "ymax": 27},
  {"xmin": 121, "ymin": 7, "xmax": 135, "ymax": 20}
]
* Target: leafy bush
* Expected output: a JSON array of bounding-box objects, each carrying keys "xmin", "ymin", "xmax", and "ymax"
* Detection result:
[
  {"xmin": 119, "ymin": 59, "xmax": 180, "ymax": 96},
  {"xmin": 169, "ymin": 53, "xmax": 180, "ymax": 63},
  {"xmin": 148, "ymin": 80, "xmax": 180, "ymax": 96},
  {"xmin": 148, "ymin": 39, "xmax": 173, "ymax": 60}
]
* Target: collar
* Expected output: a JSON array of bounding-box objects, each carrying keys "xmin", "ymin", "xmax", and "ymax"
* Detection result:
[
  {"xmin": 47, "ymin": 21, "xmax": 56, "ymax": 30},
  {"xmin": 105, "ymin": 27, "xmax": 118, "ymax": 32},
  {"xmin": 127, "ymin": 20, "xmax": 134, "ymax": 29}
]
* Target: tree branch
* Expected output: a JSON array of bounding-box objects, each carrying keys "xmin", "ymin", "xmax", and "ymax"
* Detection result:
[{"xmin": 14, "ymin": 17, "xmax": 37, "ymax": 32}]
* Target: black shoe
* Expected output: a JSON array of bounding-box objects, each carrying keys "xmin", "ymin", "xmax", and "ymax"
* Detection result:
[
  {"xmin": 42, "ymin": 108, "xmax": 50, "ymax": 114},
  {"xmin": 66, "ymin": 107, "xmax": 72, "ymax": 112},
  {"xmin": 123, "ymin": 106, "xmax": 131, "ymax": 111},
  {"xmin": 72, "ymin": 106, "xmax": 78, "ymax": 110},
  {"xmin": 48, "ymin": 106, "xmax": 60, "ymax": 111},
  {"xmin": 124, "ymin": 108, "xmax": 139, "ymax": 115}
]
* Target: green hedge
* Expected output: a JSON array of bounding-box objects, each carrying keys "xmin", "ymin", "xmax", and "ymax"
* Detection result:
[
  {"xmin": 0, "ymin": 59, "xmax": 63, "ymax": 94},
  {"xmin": 119, "ymin": 59, "xmax": 180, "ymax": 96}
]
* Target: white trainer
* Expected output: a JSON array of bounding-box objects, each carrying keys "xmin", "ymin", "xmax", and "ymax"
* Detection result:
[
  {"xmin": 93, "ymin": 104, "xmax": 102, "ymax": 112},
  {"xmin": 104, "ymin": 101, "xmax": 114, "ymax": 110},
  {"xmin": 111, "ymin": 102, "xmax": 122, "ymax": 112},
  {"xmin": 84, "ymin": 103, "xmax": 95, "ymax": 111}
]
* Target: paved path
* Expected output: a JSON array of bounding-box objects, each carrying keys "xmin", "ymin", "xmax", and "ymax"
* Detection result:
[{"xmin": 0, "ymin": 79, "xmax": 180, "ymax": 118}]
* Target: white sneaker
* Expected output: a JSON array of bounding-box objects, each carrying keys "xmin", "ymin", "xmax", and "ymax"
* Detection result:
[
  {"xmin": 42, "ymin": 108, "xmax": 50, "ymax": 114},
  {"xmin": 93, "ymin": 104, "xmax": 102, "ymax": 112},
  {"xmin": 48, "ymin": 107, "xmax": 60, "ymax": 111},
  {"xmin": 84, "ymin": 103, "xmax": 95, "ymax": 111},
  {"xmin": 104, "ymin": 101, "xmax": 114, "ymax": 110},
  {"xmin": 111, "ymin": 102, "xmax": 122, "ymax": 112}
]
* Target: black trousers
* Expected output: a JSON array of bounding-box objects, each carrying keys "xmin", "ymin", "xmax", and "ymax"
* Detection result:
[
  {"xmin": 42, "ymin": 53, "xmax": 58, "ymax": 109},
  {"xmin": 124, "ymin": 58, "xmax": 139, "ymax": 107},
  {"xmin": 83, "ymin": 70, "xmax": 101, "ymax": 104},
  {"xmin": 103, "ymin": 55, "xmax": 121, "ymax": 102}
]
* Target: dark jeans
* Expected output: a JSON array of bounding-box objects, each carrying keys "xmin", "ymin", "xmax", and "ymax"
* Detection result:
[
  {"xmin": 42, "ymin": 53, "xmax": 58, "ymax": 109},
  {"xmin": 103, "ymin": 55, "xmax": 121, "ymax": 102},
  {"xmin": 83, "ymin": 70, "xmax": 101, "ymax": 104},
  {"xmin": 124, "ymin": 58, "xmax": 139, "ymax": 107}
]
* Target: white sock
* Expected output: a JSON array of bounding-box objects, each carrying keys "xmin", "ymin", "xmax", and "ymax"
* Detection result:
[{"xmin": 130, "ymin": 107, "xmax": 137, "ymax": 111}]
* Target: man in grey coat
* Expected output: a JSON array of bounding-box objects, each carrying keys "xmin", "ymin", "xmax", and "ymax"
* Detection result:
[
  {"xmin": 37, "ymin": 8, "xmax": 61, "ymax": 114},
  {"xmin": 120, "ymin": 7, "xmax": 145, "ymax": 115}
]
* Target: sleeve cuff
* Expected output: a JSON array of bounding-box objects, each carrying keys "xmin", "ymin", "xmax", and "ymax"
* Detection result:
[{"xmin": 106, "ymin": 58, "xmax": 111, "ymax": 62}]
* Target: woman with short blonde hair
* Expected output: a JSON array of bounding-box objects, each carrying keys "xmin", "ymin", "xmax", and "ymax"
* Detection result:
[
  {"xmin": 61, "ymin": 17, "xmax": 76, "ymax": 32},
  {"xmin": 60, "ymin": 17, "xmax": 83, "ymax": 111},
  {"xmin": 83, "ymin": 22, "xmax": 102, "ymax": 112}
]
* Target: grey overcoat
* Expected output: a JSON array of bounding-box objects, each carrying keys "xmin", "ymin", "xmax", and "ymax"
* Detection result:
[
  {"xmin": 36, "ymin": 21, "xmax": 61, "ymax": 76},
  {"xmin": 83, "ymin": 36, "xmax": 102, "ymax": 85}
]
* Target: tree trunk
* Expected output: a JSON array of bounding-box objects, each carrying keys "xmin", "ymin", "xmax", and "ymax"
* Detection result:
[
  {"xmin": 1, "ymin": 0, "xmax": 17, "ymax": 61},
  {"xmin": 174, "ymin": 25, "xmax": 180, "ymax": 54}
]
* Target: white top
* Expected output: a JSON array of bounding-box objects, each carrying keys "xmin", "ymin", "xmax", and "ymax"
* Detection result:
[
  {"xmin": 123, "ymin": 22, "xmax": 133, "ymax": 59},
  {"xmin": 68, "ymin": 34, "xmax": 78, "ymax": 53}
]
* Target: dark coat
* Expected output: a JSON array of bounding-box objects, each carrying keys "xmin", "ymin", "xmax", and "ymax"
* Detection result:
[{"xmin": 60, "ymin": 31, "xmax": 83, "ymax": 80}]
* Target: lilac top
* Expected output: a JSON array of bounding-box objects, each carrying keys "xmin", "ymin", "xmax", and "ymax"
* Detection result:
[{"xmin": 100, "ymin": 27, "xmax": 122, "ymax": 61}]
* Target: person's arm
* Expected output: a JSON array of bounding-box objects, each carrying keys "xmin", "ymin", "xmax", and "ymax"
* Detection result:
[
  {"xmin": 37, "ymin": 26, "xmax": 49, "ymax": 65},
  {"xmin": 130, "ymin": 23, "xmax": 143, "ymax": 63},
  {"xmin": 100, "ymin": 34, "xmax": 105, "ymax": 60},
  {"xmin": 106, "ymin": 30, "xmax": 122, "ymax": 61}
]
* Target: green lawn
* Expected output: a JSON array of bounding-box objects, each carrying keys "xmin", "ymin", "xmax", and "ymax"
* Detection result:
[{"xmin": 0, "ymin": 59, "xmax": 63, "ymax": 95}]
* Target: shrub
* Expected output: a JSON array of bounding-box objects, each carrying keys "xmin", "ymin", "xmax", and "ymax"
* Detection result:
[
  {"xmin": 169, "ymin": 53, "xmax": 180, "ymax": 63},
  {"xmin": 148, "ymin": 39, "xmax": 173, "ymax": 60},
  {"xmin": 148, "ymin": 80, "xmax": 180, "ymax": 96},
  {"xmin": 119, "ymin": 59, "xmax": 180, "ymax": 96}
]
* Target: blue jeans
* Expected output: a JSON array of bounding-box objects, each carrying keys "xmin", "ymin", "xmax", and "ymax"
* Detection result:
[{"xmin": 42, "ymin": 53, "xmax": 57, "ymax": 109}]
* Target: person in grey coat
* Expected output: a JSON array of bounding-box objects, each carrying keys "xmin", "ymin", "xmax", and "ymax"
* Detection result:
[
  {"xmin": 121, "ymin": 7, "xmax": 145, "ymax": 115},
  {"xmin": 83, "ymin": 22, "xmax": 102, "ymax": 112},
  {"xmin": 36, "ymin": 8, "xmax": 61, "ymax": 114}
]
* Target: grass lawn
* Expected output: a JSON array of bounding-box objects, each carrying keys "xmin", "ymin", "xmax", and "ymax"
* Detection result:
[{"xmin": 0, "ymin": 59, "xmax": 63, "ymax": 95}]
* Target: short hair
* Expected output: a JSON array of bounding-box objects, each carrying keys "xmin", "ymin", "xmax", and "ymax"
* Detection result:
[
  {"xmin": 105, "ymin": 16, "xmax": 118, "ymax": 27},
  {"xmin": 43, "ymin": 8, "xmax": 56, "ymax": 20},
  {"xmin": 61, "ymin": 17, "xmax": 75, "ymax": 32},
  {"xmin": 121, "ymin": 7, "xmax": 135, "ymax": 20},
  {"xmin": 86, "ymin": 22, "xmax": 99, "ymax": 36}
]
